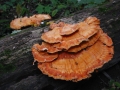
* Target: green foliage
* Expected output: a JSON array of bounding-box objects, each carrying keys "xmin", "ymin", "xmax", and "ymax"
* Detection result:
[
  {"xmin": 35, "ymin": 0, "xmax": 107, "ymax": 18},
  {"xmin": 0, "ymin": 49, "xmax": 16, "ymax": 74},
  {"xmin": 52, "ymin": 9, "xmax": 58, "ymax": 17},
  {"xmin": 0, "ymin": 63, "xmax": 16, "ymax": 73},
  {"xmin": 108, "ymin": 80, "xmax": 120, "ymax": 90},
  {"xmin": 0, "ymin": 0, "xmax": 39, "ymax": 37},
  {"xmin": 0, "ymin": 49, "xmax": 12, "ymax": 59},
  {"xmin": 103, "ymin": 80, "xmax": 120, "ymax": 90},
  {"xmin": 0, "ymin": 0, "xmax": 107, "ymax": 37},
  {"xmin": 78, "ymin": 0, "xmax": 105, "ymax": 4},
  {"xmin": 98, "ymin": 7, "xmax": 112, "ymax": 13},
  {"xmin": 16, "ymin": 4, "xmax": 28, "ymax": 17},
  {"xmin": 79, "ymin": 0, "xmax": 106, "ymax": 8},
  {"xmin": 36, "ymin": 4, "xmax": 44, "ymax": 13},
  {"xmin": 35, "ymin": 0, "xmax": 81, "ymax": 17}
]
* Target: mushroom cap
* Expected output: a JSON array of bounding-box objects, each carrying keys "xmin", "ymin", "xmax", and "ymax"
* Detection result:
[
  {"xmin": 67, "ymin": 29, "xmax": 103, "ymax": 52},
  {"xmin": 41, "ymin": 17, "xmax": 101, "ymax": 50},
  {"xmin": 10, "ymin": 14, "xmax": 51, "ymax": 29},
  {"xmin": 99, "ymin": 33, "xmax": 113, "ymax": 46},
  {"xmin": 38, "ymin": 39, "xmax": 114, "ymax": 81},
  {"xmin": 21, "ymin": 17, "xmax": 32, "ymax": 26},
  {"xmin": 84, "ymin": 16, "xmax": 100, "ymax": 25},
  {"xmin": 30, "ymin": 14, "xmax": 51, "ymax": 26},
  {"xmin": 10, "ymin": 16, "xmax": 34, "ymax": 29},
  {"xmin": 35, "ymin": 42, "xmax": 62, "ymax": 53},
  {"xmin": 41, "ymin": 27, "xmax": 63, "ymax": 43},
  {"xmin": 41, "ymin": 23, "xmax": 79, "ymax": 43},
  {"xmin": 32, "ymin": 44, "xmax": 58, "ymax": 62},
  {"xmin": 49, "ymin": 22, "xmax": 65, "ymax": 30},
  {"xmin": 78, "ymin": 21, "xmax": 101, "ymax": 38},
  {"xmin": 29, "ymin": 16, "xmax": 41, "ymax": 26},
  {"xmin": 51, "ymin": 24, "xmax": 100, "ymax": 50},
  {"xmin": 10, "ymin": 18, "xmax": 23, "ymax": 30},
  {"xmin": 38, "ymin": 29, "xmax": 102, "ymax": 53},
  {"xmin": 35, "ymin": 14, "xmax": 51, "ymax": 20},
  {"xmin": 60, "ymin": 24, "xmax": 79, "ymax": 35}
]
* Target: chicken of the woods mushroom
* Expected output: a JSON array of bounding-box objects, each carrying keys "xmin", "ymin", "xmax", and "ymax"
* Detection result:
[
  {"xmin": 10, "ymin": 14, "xmax": 51, "ymax": 30},
  {"xmin": 31, "ymin": 17, "xmax": 114, "ymax": 82}
]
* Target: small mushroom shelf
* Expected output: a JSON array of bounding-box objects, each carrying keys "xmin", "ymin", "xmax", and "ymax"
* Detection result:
[
  {"xmin": 31, "ymin": 17, "xmax": 114, "ymax": 82},
  {"xmin": 10, "ymin": 14, "xmax": 51, "ymax": 30}
]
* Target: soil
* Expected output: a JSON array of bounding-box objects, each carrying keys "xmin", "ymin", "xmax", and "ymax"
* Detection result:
[{"xmin": 0, "ymin": 0, "xmax": 120, "ymax": 90}]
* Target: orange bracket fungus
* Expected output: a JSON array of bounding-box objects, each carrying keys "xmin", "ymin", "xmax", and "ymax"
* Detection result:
[
  {"xmin": 10, "ymin": 14, "xmax": 51, "ymax": 30},
  {"xmin": 31, "ymin": 17, "xmax": 114, "ymax": 82}
]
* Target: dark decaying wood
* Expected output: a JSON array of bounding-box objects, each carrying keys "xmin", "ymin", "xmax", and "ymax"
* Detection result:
[{"xmin": 0, "ymin": 0, "xmax": 120, "ymax": 90}]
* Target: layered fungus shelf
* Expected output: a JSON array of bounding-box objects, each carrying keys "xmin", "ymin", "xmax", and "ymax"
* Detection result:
[{"xmin": 32, "ymin": 17, "xmax": 114, "ymax": 82}]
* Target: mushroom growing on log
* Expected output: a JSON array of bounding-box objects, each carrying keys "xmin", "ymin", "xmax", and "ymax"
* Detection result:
[
  {"xmin": 10, "ymin": 14, "xmax": 51, "ymax": 30},
  {"xmin": 31, "ymin": 17, "xmax": 114, "ymax": 82}
]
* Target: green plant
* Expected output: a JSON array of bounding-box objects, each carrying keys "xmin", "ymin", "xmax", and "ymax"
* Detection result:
[
  {"xmin": 79, "ymin": 0, "xmax": 106, "ymax": 8},
  {"xmin": 35, "ymin": 0, "xmax": 81, "ymax": 18},
  {"xmin": 0, "ymin": 18, "xmax": 11, "ymax": 37},
  {"xmin": 1, "ymin": 49, "xmax": 12, "ymax": 57},
  {"xmin": 35, "ymin": 0, "xmax": 107, "ymax": 18},
  {"xmin": 0, "ymin": 49, "xmax": 16, "ymax": 74},
  {"xmin": 0, "ymin": 0, "xmax": 108, "ymax": 38},
  {"xmin": 108, "ymin": 80, "xmax": 120, "ymax": 90},
  {"xmin": 0, "ymin": 63, "xmax": 16, "ymax": 73},
  {"xmin": 103, "ymin": 80, "xmax": 120, "ymax": 90},
  {"xmin": 16, "ymin": 4, "xmax": 28, "ymax": 17},
  {"xmin": 0, "ymin": 0, "xmax": 39, "ymax": 37}
]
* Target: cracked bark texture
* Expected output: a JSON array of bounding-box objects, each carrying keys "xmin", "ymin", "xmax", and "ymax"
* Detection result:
[{"xmin": 0, "ymin": 0, "xmax": 120, "ymax": 90}]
